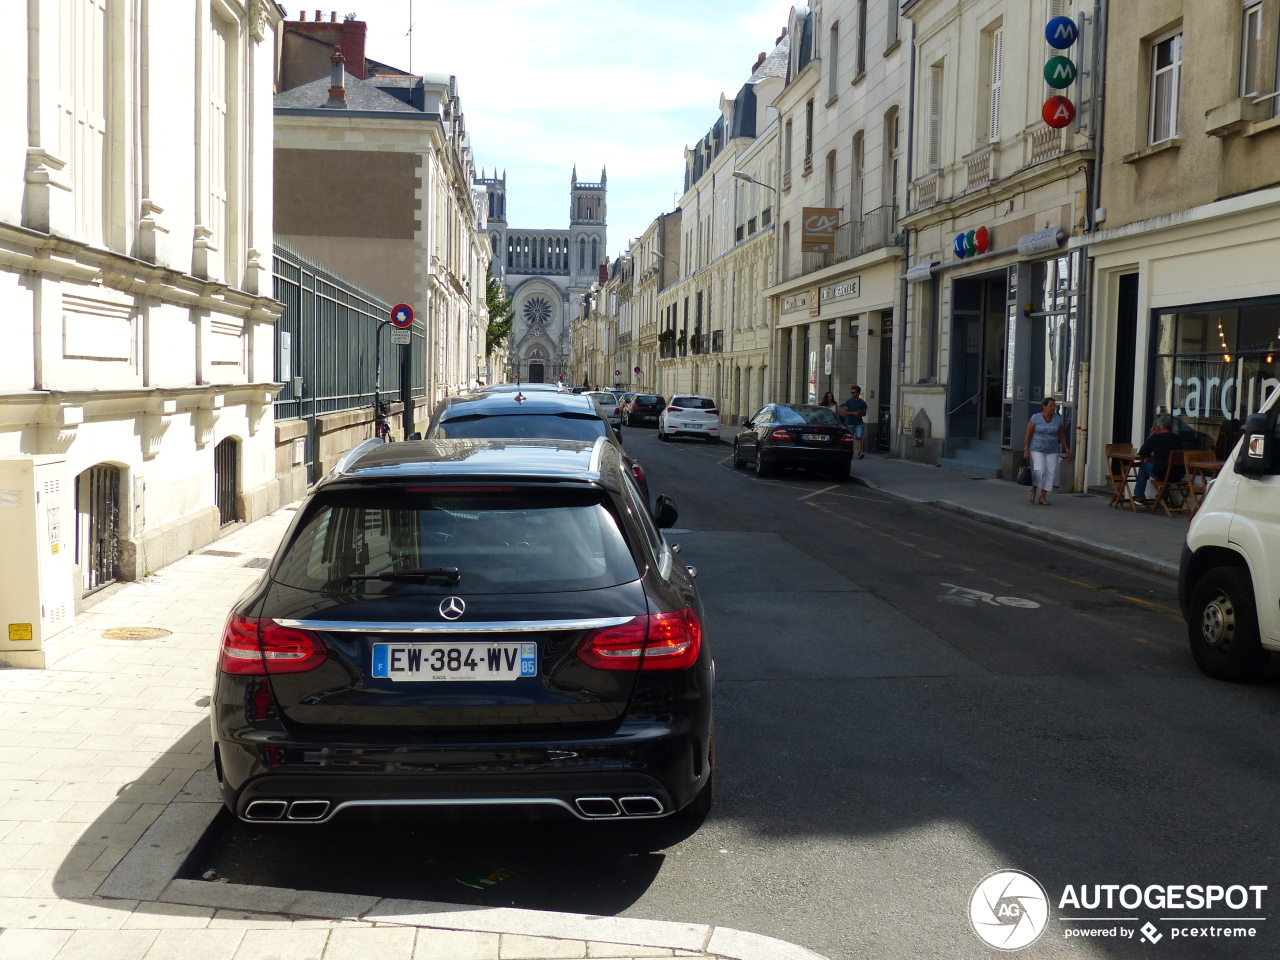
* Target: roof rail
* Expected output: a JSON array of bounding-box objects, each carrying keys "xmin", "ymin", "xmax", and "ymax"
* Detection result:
[{"xmin": 332, "ymin": 438, "xmax": 386, "ymax": 476}]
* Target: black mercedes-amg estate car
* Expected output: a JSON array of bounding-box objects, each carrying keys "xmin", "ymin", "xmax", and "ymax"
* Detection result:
[{"xmin": 212, "ymin": 437, "xmax": 713, "ymax": 825}]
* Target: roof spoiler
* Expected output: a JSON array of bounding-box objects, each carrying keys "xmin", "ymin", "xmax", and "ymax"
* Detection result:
[{"xmin": 332, "ymin": 438, "xmax": 386, "ymax": 477}]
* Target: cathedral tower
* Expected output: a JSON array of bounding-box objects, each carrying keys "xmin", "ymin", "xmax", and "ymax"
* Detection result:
[{"xmin": 569, "ymin": 166, "xmax": 607, "ymax": 283}]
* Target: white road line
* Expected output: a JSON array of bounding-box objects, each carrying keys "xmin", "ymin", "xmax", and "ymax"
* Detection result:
[{"xmin": 799, "ymin": 484, "xmax": 841, "ymax": 500}]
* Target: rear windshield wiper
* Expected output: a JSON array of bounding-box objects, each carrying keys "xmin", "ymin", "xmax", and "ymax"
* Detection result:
[{"xmin": 346, "ymin": 566, "xmax": 460, "ymax": 584}]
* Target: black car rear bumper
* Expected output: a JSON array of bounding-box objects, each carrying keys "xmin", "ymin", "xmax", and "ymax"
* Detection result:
[
  {"xmin": 765, "ymin": 446, "xmax": 853, "ymax": 469},
  {"xmin": 214, "ymin": 713, "xmax": 711, "ymax": 823}
]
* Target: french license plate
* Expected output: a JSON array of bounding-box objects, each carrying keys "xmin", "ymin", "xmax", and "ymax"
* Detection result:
[
  {"xmin": 371, "ymin": 643, "xmax": 537, "ymax": 681},
  {"xmin": 802, "ymin": 433, "xmax": 829, "ymax": 441},
  {"xmin": 683, "ymin": 422, "xmax": 703, "ymax": 429}
]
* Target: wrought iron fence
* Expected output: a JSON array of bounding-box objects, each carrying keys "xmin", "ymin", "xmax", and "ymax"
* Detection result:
[{"xmin": 273, "ymin": 242, "xmax": 426, "ymax": 480}]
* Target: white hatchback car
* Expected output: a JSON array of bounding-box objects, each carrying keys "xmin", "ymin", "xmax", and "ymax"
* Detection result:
[
  {"xmin": 658, "ymin": 395, "xmax": 720, "ymax": 443},
  {"xmin": 585, "ymin": 391, "xmax": 623, "ymax": 429}
]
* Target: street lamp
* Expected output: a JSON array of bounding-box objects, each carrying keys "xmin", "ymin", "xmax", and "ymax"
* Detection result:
[{"xmin": 732, "ymin": 171, "xmax": 777, "ymax": 192}]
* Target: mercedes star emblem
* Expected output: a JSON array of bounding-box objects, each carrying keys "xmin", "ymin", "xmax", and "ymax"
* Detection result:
[{"xmin": 439, "ymin": 597, "xmax": 466, "ymax": 620}]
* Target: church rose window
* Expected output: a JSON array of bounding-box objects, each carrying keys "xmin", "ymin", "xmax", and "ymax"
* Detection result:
[{"xmin": 523, "ymin": 297, "xmax": 552, "ymax": 325}]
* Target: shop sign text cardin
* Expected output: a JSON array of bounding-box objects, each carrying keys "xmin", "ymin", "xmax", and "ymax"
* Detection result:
[{"xmin": 821, "ymin": 276, "xmax": 862, "ymax": 305}]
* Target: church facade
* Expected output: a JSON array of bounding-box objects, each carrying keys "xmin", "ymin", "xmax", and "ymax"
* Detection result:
[{"xmin": 476, "ymin": 169, "xmax": 606, "ymax": 383}]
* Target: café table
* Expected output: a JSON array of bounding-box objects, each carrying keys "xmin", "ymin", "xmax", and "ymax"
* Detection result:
[
  {"xmin": 1185, "ymin": 458, "xmax": 1225, "ymax": 517},
  {"xmin": 1108, "ymin": 451, "xmax": 1144, "ymax": 511}
]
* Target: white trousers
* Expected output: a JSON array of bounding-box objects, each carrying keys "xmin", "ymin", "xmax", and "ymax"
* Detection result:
[{"xmin": 1030, "ymin": 450, "xmax": 1061, "ymax": 492}]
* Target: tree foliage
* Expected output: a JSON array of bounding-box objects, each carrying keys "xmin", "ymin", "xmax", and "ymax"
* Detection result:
[{"xmin": 485, "ymin": 270, "xmax": 512, "ymax": 355}]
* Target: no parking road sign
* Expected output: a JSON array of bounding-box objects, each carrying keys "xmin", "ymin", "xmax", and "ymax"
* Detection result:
[{"xmin": 390, "ymin": 303, "xmax": 414, "ymax": 328}]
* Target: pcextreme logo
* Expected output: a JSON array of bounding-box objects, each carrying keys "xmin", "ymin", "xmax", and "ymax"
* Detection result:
[{"xmin": 968, "ymin": 871, "xmax": 1270, "ymax": 950}]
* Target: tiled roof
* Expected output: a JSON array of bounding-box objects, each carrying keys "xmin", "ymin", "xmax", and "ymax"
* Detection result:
[
  {"xmin": 274, "ymin": 74, "xmax": 420, "ymax": 113},
  {"xmin": 752, "ymin": 35, "xmax": 791, "ymax": 81}
]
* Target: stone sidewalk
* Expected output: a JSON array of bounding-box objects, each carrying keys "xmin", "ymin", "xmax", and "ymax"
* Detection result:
[
  {"xmin": 0, "ymin": 506, "xmax": 828, "ymax": 960},
  {"xmin": 848, "ymin": 454, "xmax": 1187, "ymax": 579}
]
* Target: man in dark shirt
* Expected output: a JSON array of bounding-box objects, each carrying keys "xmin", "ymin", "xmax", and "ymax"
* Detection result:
[
  {"xmin": 1134, "ymin": 414, "xmax": 1184, "ymax": 504},
  {"xmin": 840, "ymin": 385, "xmax": 869, "ymax": 459}
]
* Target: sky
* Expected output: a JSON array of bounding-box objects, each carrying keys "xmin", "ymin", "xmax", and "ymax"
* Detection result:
[{"xmin": 303, "ymin": 0, "xmax": 792, "ymax": 258}]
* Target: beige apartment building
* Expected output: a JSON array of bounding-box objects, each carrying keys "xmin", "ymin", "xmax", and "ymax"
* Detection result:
[
  {"xmin": 1080, "ymin": 0, "xmax": 1280, "ymax": 484},
  {"xmin": 899, "ymin": 0, "xmax": 1096, "ymax": 477},
  {"xmin": 764, "ymin": 1, "xmax": 910, "ymax": 450},
  {"xmin": 655, "ymin": 35, "xmax": 788, "ymax": 417},
  {"xmin": 627, "ymin": 211, "xmax": 681, "ymax": 397}
]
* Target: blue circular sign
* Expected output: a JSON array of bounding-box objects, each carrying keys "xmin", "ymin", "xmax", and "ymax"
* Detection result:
[
  {"xmin": 1046, "ymin": 16, "xmax": 1078, "ymax": 49},
  {"xmin": 953, "ymin": 233, "xmax": 968, "ymax": 259}
]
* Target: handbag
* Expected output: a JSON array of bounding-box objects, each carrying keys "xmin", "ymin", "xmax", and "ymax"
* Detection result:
[{"xmin": 1016, "ymin": 463, "xmax": 1033, "ymax": 486}]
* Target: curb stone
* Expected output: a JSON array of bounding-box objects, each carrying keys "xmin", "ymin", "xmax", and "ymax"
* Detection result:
[{"xmin": 849, "ymin": 474, "xmax": 1178, "ymax": 581}]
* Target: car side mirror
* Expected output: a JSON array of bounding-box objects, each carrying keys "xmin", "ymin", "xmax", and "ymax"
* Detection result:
[
  {"xmin": 1235, "ymin": 412, "xmax": 1271, "ymax": 477},
  {"xmin": 653, "ymin": 495, "xmax": 678, "ymax": 528}
]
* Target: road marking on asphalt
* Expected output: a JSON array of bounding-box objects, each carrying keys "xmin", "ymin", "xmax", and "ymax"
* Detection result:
[
  {"xmin": 799, "ymin": 484, "xmax": 841, "ymax": 500},
  {"xmin": 937, "ymin": 583, "xmax": 1041, "ymax": 609},
  {"xmin": 1048, "ymin": 573, "xmax": 1179, "ymax": 617}
]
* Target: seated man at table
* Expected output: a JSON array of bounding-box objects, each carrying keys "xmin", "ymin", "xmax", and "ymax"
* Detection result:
[{"xmin": 1133, "ymin": 414, "xmax": 1184, "ymax": 504}]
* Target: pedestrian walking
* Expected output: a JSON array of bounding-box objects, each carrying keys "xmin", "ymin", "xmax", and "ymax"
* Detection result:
[
  {"xmin": 839, "ymin": 386, "xmax": 869, "ymax": 459},
  {"xmin": 819, "ymin": 391, "xmax": 838, "ymax": 414},
  {"xmin": 1022, "ymin": 396, "xmax": 1073, "ymax": 505}
]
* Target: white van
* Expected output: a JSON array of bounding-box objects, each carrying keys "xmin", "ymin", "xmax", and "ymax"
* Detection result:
[{"xmin": 1181, "ymin": 390, "xmax": 1280, "ymax": 680}]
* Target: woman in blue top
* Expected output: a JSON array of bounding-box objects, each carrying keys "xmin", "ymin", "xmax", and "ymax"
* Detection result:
[{"xmin": 1022, "ymin": 396, "xmax": 1073, "ymax": 505}]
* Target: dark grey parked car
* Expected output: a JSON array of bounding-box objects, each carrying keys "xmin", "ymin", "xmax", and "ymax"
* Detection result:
[{"xmin": 733, "ymin": 404, "xmax": 855, "ymax": 479}]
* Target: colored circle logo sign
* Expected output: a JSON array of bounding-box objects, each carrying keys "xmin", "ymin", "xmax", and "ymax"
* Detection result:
[
  {"xmin": 969, "ymin": 869, "xmax": 1049, "ymax": 950},
  {"xmin": 975, "ymin": 226, "xmax": 990, "ymax": 254},
  {"xmin": 964, "ymin": 231, "xmax": 977, "ymax": 256},
  {"xmin": 1042, "ymin": 95, "xmax": 1076, "ymax": 129},
  {"xmin": 1045, "ymin": 15, "xmax": 1078, "ymax": 49},
  {"xmin": 954, "ymin": 233, "xmax": 968, "ymax": 259},
  {"xmin": 1044, "ymin": 55, "xmax": 1077, "ymax": 89},
  {"xmin": 390, "ymin": 304, "xmax": 414, "ymax": 328}
]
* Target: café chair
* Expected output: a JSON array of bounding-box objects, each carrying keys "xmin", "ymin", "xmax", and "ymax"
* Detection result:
[
  {"xmin": 1182, "ymin": 450, "xmax": 1218, "ymax": 518},
  {"xmin": 1105, "ymin": 442, "xmax": 1139, "ymax": 511},
  {"xmin": 1149, "ymin": 450, "xmax": 1191, "ymax": 518}
]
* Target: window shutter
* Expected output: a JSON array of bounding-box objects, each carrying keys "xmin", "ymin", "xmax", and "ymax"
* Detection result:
[
  {"xmin": 989, "ymin": 28, "xmax": 1003, "ymax": 142},
  {"xmin": 929, "ymin": 65, "xmax": 944, "ymax": 170}
]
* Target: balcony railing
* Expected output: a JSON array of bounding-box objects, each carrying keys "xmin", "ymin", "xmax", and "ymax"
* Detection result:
[
  {"xmin": 964, "ymin": 144, "xmax": 994, "ymax": 190},
  {"xmin": 1029, "ymin": 124, "xmax": 1064, "ymax": 165},
  {"xmin": 911, "ymin": 172, "xmax": 940, "ymax": 209},
  {"xmin": 801, "ymin": 205, "xmax": 899, "ymax": 274}
]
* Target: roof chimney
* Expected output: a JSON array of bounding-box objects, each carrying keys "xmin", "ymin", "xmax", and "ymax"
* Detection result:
[
  {"xmin": 330, "ymin": 11, "xmax": 337, "ymax": 22},
  {"xmin": 776, "ymin": 26, "xmax": 788, "ymax": 44},
  {"xmin": 315, "ymin": 10, "xmax": 322, "ymax": 21},
  {"xmin": 326, "ymin": 45, "xmax": 347, "ymax": 108},
  {"xmin": 752, "ymin": 52, "xmax": 766, "ymax": 72},
  {"xmin": 298, "ymin": 10, "xmax": 306, "ymax": 20},
  {"xmin": 339, "ymin": 17, "xmax": 368, "ymax": 79}
]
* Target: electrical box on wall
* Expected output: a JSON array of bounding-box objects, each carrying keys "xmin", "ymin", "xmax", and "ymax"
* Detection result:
[{"xmin": 0, "ymin": 456, "xmax": 76, "ymax": 667}]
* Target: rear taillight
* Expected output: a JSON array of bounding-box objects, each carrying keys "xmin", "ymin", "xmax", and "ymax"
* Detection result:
[
  {"xmin": 630, "ymin": 462, "xmax": 646, "ymax": 485},
  {"xmin": 613, "ymin": 407, "xmax": 621, "ymax": 415},
  {"xmin": 667, "ymin": 406, "xmax": 684, "ymax": 413},
  {"xmin": 770, "ymin": 426, "xmax": 792, "ymax": 441},
  {"xmin": 579, "ymin": 609, "xmax": 702, "ymax": 671},
  {"xmin": 707, "ymin": 409, "xmax": 718, "ymax": 415},
  {"xmin": 219, "ymin": 616, "xmax": 328, "ymax": 675},
  {"xmin": 837, "ymin": 431, "xmax": 854, "ymax": 445}
]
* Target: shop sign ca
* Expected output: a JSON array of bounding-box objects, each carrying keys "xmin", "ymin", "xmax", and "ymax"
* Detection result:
[
  {"xmin": 801, "ymin": 207, "xmax": 840, "ymax": 253},
  {"xmin": 821, "ymin": 276, "xmax": 862, "ymax": 305},
  {"xmin": 1017, "ymin": 228, "xmax": 1064, "ymax": 257}
]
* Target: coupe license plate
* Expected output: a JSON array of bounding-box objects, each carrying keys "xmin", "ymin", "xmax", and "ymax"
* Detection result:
[
  {"xmin": 371, "ymin": 643, "xmax": 537, "ymax": 681},
  {"xmin": 801, "ymin": 433, "xmax": 829, "ymax": 441}
]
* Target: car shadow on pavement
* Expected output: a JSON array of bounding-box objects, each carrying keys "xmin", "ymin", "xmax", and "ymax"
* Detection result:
[{"xmin": 51, "ymin": 719, "xmax": 699, "ymax": 918}]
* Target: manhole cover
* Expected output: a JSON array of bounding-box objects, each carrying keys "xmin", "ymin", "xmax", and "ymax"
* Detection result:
[
  {"xmin": 200, "ymin": 549, "xmax": 241, "ymax": 557},
  {"xmin": 242, "ymin": 558, "xmax": 270, "ymax": 569},
  {"xmin": 101, "ymin": 627, "xmax": 172, "ymax": 641}
]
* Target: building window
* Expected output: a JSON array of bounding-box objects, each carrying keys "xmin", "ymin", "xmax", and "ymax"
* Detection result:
[
  {"xmin": 928, "ymin": 63, "xmax": 944, "ymax": 170},
  {"xmin": 855, "ymin": 0, "xmax": 868, "ymax": 77},
  {"xmin": 828, "ymin": 22, "xmax": 840, "ymax": 101},
  {"xmin": 208, "ymin": 8, "xmax": 236, "ymax": 280},
  {"xmin": 784, "ymin": 120, "xmax": 794, "ymax": 187},
  {"xmin": 825, "ymin": 150, "xmax": 837, "ymax": 208},
  {"xmin": 804, "ymin": 99, "xmax": 814, "ymax": 174},
  {"xmin": 984, "ymin": 25, "xmax": 1004, "ymax": 144},
  {"xmin": 1241, "ymin": 1, "xmax": 1263, "ymax": 97},
  {"xmin": 782, "ymin": 221, "xmax": 791, "ymax": 281},
  {"xmin": 851, "ymin": 131, "xmax": 864, "ymax": 222},
  {"xmin": 1149, "ymin": 31, "xmax": 1183, "ymax": 144},
  {"xmin": 883, "ymin": 107, "xmax": 901, "ymax": 212},
  {"xmin": 886, "ymin": 0, "xmax": 899, "ymax": 50}
]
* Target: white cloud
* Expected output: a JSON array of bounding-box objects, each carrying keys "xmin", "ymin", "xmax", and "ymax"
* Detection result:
[{"xmin": 294, "ymin": 0, "xmax": 793, "ymax": 254}]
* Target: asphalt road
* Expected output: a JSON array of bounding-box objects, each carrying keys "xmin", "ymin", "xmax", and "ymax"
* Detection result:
[{"xmin": 190, "ymin": 430, "xmax": 1280, "ymax": 960}]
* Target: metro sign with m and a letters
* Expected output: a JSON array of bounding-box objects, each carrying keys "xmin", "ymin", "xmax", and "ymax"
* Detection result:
[
  {"xmin": 1042, "ymin": 16, "xmax": 1079, "ymax": 129},
  {"xmin": 801, "ymin": 207, "xmax": 840, "ymax": 253}
]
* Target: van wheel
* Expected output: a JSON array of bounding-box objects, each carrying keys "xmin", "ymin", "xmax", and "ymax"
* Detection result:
[{"xmin": 1188, "ymin": 567, "xmax": 1270, "ymax": 681}]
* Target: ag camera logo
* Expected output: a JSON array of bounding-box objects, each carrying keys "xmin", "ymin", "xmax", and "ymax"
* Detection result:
[{"xmin": 970, "ymin": 870, "xmax": 1050, "ymax": 950}]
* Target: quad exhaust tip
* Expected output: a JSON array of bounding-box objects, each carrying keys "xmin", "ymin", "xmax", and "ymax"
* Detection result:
[
  {"xmin": 287, "ymin": 799, "xmax": 331, "ymax": 821},
  {"xmin": 574, "ymin": 795, "xmax": 665, "ymax": 818},
  {"xmin": 243, "ymin": 799, "xmax": 288, "ymax": 820}
]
